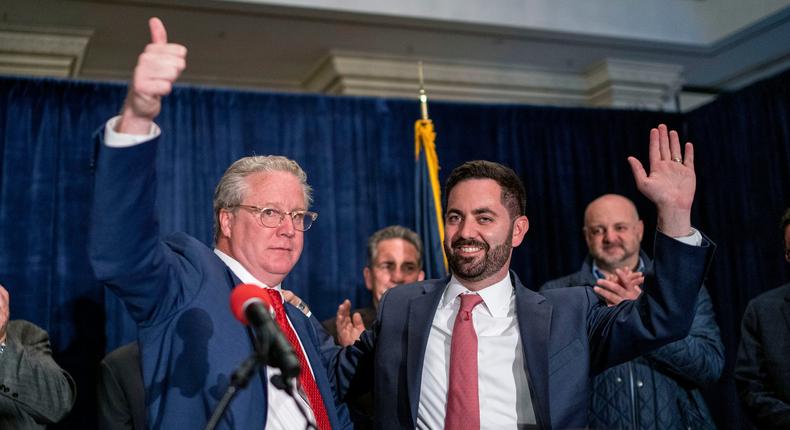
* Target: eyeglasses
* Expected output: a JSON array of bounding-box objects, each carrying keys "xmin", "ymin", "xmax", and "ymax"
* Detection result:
[
  {"xmin": 372, "ymin": 262, "xmax": 422, "ymax": 276},
  {"xmin": 232, "ymin": 205, "xmax": 318, "ymax": 232}
]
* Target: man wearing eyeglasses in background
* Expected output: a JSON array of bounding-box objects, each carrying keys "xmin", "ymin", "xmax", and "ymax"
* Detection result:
[
  {"xmin": 323, "ymin": 225, "xmax": 425, "ymax": 345},
  {"xmin": 88, "ymin": 17, "xmax": 350, "ymax": 430},
  {"xmin": 735, "ymin": 208, "xmax": 790, "ymax": 430},
  {"xmin": 540, "ymin": 194, "xmax": 723, "ymax": 429}
]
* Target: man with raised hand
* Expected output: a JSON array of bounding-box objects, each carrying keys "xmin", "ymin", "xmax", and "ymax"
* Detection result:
[
  {"xmin": 89, "ymin": 18, "xmax": 350, "ymax": 429},
  {"xmin": 336, "ymin": 125, "xmax": 716, "ymax": 430}
]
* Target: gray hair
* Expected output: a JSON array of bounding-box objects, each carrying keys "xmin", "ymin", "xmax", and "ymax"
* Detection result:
[
  {"xmin": 366, "ymin": 225, "xmax": 423, "ymax": 268},
  {"xmin": 213, "ymin": 155, "xmax": 313, "ymax": 243}
]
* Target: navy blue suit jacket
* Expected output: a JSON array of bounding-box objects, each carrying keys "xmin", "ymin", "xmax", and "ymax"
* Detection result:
[
  {"xmin": 336, "ymin": 232, "xmax": 714, "ymax": 429},
  {"xmin": 89, "ymin": 131, "xmax": 351, "ymax": 429}
]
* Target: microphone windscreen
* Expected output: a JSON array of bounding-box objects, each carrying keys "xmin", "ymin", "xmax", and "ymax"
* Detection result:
[{"xmin": 229, "ymin": 283, "xmax": 273, "ymax": 325}]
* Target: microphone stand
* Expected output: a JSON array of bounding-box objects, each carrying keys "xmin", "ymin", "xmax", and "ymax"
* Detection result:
[
  {"xmin": 204, "ymin": 313, "xmax": 318, "ymax": 430},
  {"xmin": 204, "ymin": 327, "xmax": 271, "ymax": 430},
  {"xmin": 204, "ymin": 354, "xmax": 263, "ymax": 430},
  {"xmin": 270, "ymin": 374, "xmax": 318, "ymax": 430}
]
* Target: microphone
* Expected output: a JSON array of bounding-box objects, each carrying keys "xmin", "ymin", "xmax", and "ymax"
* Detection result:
[{"xmin": 229, "ymin": 284, "xmax": 301, "ymax": 383}]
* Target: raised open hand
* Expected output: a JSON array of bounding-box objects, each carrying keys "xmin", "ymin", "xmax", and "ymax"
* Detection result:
[
  {"xmin": 118, "ymin": 17, "xmax": 187, "ymax": 134},
  {"xmin": 627, "ymin": 124, "xmax": 696, "ymax": 237},
  {"xmin": 335, "ymin": 299, "xmax": 365, "ymax": 347}
]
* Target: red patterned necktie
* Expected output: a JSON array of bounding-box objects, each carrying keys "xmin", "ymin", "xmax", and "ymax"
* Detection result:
[
  {"xmin": 264, "ymin": 289, "xmax": 331, "ymax": 430},
  {"xmin": 445, "ymin": 293, "xmax": 484, "ymax": 429}
]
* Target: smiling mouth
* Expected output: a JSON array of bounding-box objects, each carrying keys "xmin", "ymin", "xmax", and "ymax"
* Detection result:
[{"xmin": 453, "ymin": 244, "xmax": 487, "ymax": 258}]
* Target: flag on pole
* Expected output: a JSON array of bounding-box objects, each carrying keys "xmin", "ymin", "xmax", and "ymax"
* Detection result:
[{"xmin": 414, "ymin": 63, "xmax": 448, "ymax": 279}]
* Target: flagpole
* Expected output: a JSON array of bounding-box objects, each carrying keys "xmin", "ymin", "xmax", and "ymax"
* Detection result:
[
  {"xmin": 414, "ymin": 61, "xmax": 448, "ymax": 278},
  {"xmin": 418, "ymin": 61, "xmax": 429, "ymax": 121}
]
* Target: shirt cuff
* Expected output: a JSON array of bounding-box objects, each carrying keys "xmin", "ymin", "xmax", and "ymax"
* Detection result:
[
  {"xmin": 671, "ymin": 228, "xmax": 702, "ymax": 246},
  {"xmin": 103, "ymin": 116, "xmax": 161, "ymax": 148}
]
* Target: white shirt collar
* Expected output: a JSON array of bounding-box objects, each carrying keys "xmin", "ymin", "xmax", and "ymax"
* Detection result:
[
  {"xmin": 213, "ymin": 248, "xmax": 282, "ymax": 291},
  {"xmin": 441, "ymin": 274, "xmax": 514, "ymax": 318}
]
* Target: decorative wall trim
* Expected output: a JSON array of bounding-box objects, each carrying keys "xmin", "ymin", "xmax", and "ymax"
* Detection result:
[
  {"xmin": 585, "ymin": 58, "xmax": 684, "ymax": 110},
  {"xmin": 303, "ymin": 52, "xmax": 685, "ymax": 111},
  {"xmin": 0, "ymin": 24, "xmax": 93, "ymax": 78}
]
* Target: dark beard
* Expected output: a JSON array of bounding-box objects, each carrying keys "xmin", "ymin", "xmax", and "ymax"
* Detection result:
[{"xmin": 445, "ymin": 237, "xmax": 512, "ymax": 283}]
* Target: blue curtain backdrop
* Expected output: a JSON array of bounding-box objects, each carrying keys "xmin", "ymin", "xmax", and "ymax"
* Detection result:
[{"xmin": 1, "ymin": 69, "xmax": 788, "ymax": 428}]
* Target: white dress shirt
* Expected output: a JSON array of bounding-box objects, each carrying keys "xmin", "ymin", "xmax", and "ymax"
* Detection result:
[
  {"xmin": 214, "ymin": 249, "xmax": 316, "ymax": 430},
  {"xmin": 417, "ymin": 274, "xmax": 536, "ymax": 429},
  {"xmin": 103, "ymin": 117, "xmax": 315, "ymax": 430}
]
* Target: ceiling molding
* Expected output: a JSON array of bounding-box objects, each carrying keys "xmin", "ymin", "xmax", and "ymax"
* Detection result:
[
  {"xmin": 0, "ymin": 24, "xmax": 93, "ymax": 78},
  {"xmin": 304, "ymin": 52, "xmax": 684, "ymax": 110},
  {"xmin": 586, "ymin": 59, "xmax": 684, "ymax": 110}
]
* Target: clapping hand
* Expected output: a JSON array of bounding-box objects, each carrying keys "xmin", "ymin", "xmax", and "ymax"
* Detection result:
[
  {"xmin": 593, "ymin": 268, "xmax": 645, "ymax": 306},
  {"xmin": 335, "ymin": 300, "xmax": 365, "ymax": 347}
]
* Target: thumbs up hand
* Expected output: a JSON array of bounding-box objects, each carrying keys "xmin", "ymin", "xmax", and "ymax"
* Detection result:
[{"xmin": 118, "ymin": 17, "xmax": 187, "ymax": 134}]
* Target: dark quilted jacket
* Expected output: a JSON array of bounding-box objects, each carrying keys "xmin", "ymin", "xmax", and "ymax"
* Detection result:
[{"xmin": 541, "ymin": 252, "xmax": 724, "ymax": 429}]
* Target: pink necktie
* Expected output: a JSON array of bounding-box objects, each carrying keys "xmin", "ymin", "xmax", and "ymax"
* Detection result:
[
  {"xmin": 263, "ymin": 289, "xmax": 332, "ymax": 430},
  {"xmin": 445, "ymin": 293, "xmax": 484, "ymax": 429}
]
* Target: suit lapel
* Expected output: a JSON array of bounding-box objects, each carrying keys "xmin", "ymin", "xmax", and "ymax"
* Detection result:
[
  {"xmin": 513, "ymin": 274, "xmax": 552, "ymax": 429},
  {"xmin": 406, "ymin": 278, "xmax": 447, "ymax": 426},
  {"xmin": 224, "ymin": 267, "xmax": 242, "ymax": 291},
  {"xmin": 284, "ymin": 304, "xmax": 340, "ymax": 428}
]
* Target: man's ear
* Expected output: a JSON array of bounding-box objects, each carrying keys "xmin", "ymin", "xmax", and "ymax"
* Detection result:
[
  {"xmin": 582, "ymin": 226, "xmax": 594, "ymax": 248},
  {"xmin": 418, "ymin": 270, "xmax": 425, "ymax": 282},
  {"xmin": 363, "ymin": 267, "xmax": 373, "ymax": 291},
  {"xmin": 511, "ymin": 215, "xmax": 530, "ymax": 247},
  {"xmin": 636, "ymin": 219, "xmax": 644, "ymax": 242},
  {"xmin": 219, "ymin": 209, "xmax": 234, "ymax": 239}
]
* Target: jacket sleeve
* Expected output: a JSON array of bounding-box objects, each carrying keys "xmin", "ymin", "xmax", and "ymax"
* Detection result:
[
  {"xmin": 734, "ymin": 301, "xmax": 790, "ymax": 429},
  {"xmin": 587, "ymin": 231, "xmax": 716, "ymax": 373},
  {"xmin": 88, "ymin": 128, "xmax": 200, "ymax": 324},
  {"xmin": 0, "ymin": 321, "xmax": 76, "ymax": 424},
  {"xmin": 642, "ymin": 286, "xmax": 725, "ymax": 386},
  {"xmin": 302, "ymin": 313, "xmax": 353, "ymax": 430},
  {"xmin": 331, "ymin": 297, "xmax": 383, "ymax": 402},
  {"xmin": 309, "ymin": 313, "xmax": 345, "ymax": 402}
]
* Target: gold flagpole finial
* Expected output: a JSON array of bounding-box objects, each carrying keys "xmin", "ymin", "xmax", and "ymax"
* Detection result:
[{"xmin": 418, "ymin": 61, "xmax": 429, "ymax": 121}]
